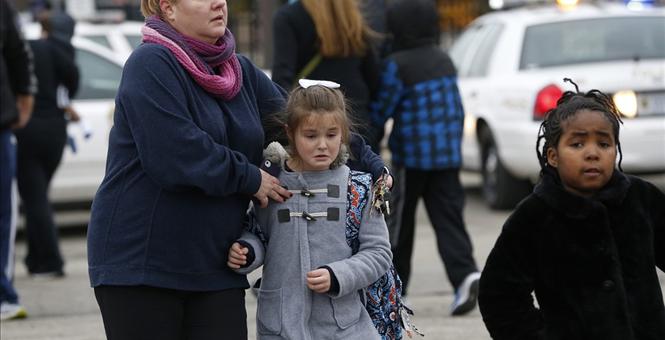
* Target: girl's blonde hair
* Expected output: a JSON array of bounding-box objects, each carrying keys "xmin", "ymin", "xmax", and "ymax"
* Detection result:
[
  {"xmin": 140, "ymin": 0, "xmax": 174, "ymax": 18},
  {"xmin": 283, "ymin": 85, "xmax": 354, "ymax": 158},
  {"xmin": 301, "ymin": 0, "xmax": 372, "ymax": 57}
]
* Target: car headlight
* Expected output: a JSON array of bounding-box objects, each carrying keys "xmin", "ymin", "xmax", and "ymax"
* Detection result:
[
  {"xmin": 613, "ymin": 90, "xmax": 637, "ymax": 118},
  {"xmin": 557, "ymin": 0, "xmax": 579, "ymax": 8}
]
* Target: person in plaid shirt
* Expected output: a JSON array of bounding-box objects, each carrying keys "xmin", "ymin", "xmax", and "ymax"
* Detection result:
[{"xmin": 370, "ymin": 0, "xmax": 481, "ymax": 316}]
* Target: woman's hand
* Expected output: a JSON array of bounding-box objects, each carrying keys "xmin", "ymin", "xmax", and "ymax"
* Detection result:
[
  {"xmin": 227, "ymin": 242, "xmax": 248, "ymax": 269},
  {"xmin": 254, "ymin": 169, "xmax": 292, "ymax": 208},
  {"xmin": 12, "ymin": 94, "xmax": 33, "ymax": 129},
  {"xmin": 64, "ymin": 106, "xmax": 81, "ymax": 122},
  {"xmin": 381, "ymin": 173, "xmax": 393, "ymax": 190},
  {"xmin": 306, "ymin": 268, "xmax": 331, "ymax": 293}
]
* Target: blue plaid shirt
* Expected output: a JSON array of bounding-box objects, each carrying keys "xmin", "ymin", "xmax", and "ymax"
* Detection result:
[{"xmin": 370, "ymin": 60, "xmax": 464, "ymax": 170}]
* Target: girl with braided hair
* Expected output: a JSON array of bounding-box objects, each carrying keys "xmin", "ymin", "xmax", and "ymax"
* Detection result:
[{"xmin": 478, "ymin": 79, "xmax": 665, "ymax": 340}]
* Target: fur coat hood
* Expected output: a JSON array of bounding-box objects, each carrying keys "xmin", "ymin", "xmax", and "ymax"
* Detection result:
[
  {"xmin": 261, "ymin": 141, "xmax": 349, "ymax": 176},
  {"xmin": 534, "ymin": 168, "xmax": 631, "ymax": 218}
]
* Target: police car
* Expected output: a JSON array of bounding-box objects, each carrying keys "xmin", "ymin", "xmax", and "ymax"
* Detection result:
[{"xmin": 449, "ymin": 1, "xmax": 665, "ymax": 209}]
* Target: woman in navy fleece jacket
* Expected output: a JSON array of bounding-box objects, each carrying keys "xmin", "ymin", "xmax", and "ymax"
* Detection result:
[{"xmin": 87, "ymin": 1, "xmax": 386, "ymax": 339}]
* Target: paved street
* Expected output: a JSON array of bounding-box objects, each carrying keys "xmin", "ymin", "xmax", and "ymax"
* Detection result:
[{"xmin": 2, "ymin": 174, "xmax": 664, "ymax": 340}]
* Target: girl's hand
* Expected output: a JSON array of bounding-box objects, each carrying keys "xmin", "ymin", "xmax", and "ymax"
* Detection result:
[
  {"xmin": 254, "ymin": 169, "xmax": 292, "ymax": 208},
  {"xmin": 306, "ymin": 269, "xmax": 331, "ymax": 293},
  {"xmin": 227, "ymin": 242, "xmax": 248, "ymax": 269}
]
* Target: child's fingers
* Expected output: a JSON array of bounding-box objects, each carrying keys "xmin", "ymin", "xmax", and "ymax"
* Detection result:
[
  {"xmin": 226, "ymin": 255, "xmax": 246, "ymax": 267},
  {"xmin": 306, "ymin": 275, "xmax": 327, "ymax": 285},
  {"xmin": 228, "ymin": 252, "xmax": 246, "ymax": 264},
  {"xmin": 306, "ymin": 280, "xmax": 326, "ymax": 292},
  {"xmin": 229, "ymin": 250, "xmax": 247, "ymax": 260},
  {"xmin": 307, "ymin": 282, "xmax": 326, "ymax": 293},
  {"xmin": 306, "ymin": 269, "xmax": 331, "ymax": 293},
  {"xmin": 306, "ymin": 277, "xmax": 331, "ymax": 293},
  {"xmin": 231, "ymin": 242, "xmax": 249, "ymax": 254},
  {"xmin": 306, "ymin": 268, "xmax": 327, "ymax": 278},
  {"xmin": 227, "ymin": 243, "xmax": 248, "ymax": 269}
]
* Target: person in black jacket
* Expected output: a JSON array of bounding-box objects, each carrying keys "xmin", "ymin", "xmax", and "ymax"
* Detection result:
[
  {"xmin": 479, "ymin": 82, "xmax": 665, "ymax": 340},
  {"xmin": 271, "ymin": 0, "xmax": 383, "ymax": 153},
  {"xmin": 14, "ymin": 10, "xmax": 79, "ymax": 278},
  {"xmin": 0, "ymin": 0, "xmax": 36, "ymax": 321},
  {"xmin": 370, "ymin": 0, "xmax": 481, "ymax": 316}
]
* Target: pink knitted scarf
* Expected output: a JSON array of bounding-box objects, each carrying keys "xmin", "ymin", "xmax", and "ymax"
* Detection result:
[{"xmin": 142, "ymin": 16, "xmax": 242, "ymax": 100}]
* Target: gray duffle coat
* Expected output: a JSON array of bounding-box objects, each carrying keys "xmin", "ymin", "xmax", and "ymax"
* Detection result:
[{"xmin": 237, "ymin": 164, "xmax": 391, "ymax": 340}]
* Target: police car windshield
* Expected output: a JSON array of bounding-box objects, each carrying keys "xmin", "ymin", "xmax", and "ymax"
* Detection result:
[{"xmin": 520, "ymin": 16, "xmax": 665, "ymax": 69}]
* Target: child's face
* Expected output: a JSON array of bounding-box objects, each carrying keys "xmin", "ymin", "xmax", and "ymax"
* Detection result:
[
  {"xmin": 547, "ymin": 109, "xmax": 617, "ymax": 197},
  {"xmin": 290, "ymin": 111, "xmax": 342, "ymax": 171}
]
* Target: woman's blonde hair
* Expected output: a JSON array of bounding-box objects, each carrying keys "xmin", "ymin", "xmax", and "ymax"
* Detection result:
[
  {"xmin": 301, "ymin": 0, "xmax": 372, "ymax": 57},
  {"xmin": 282, "ymin": 85, "xmax": 354, "ymax": 158},
  {"xmin": 141, "ymin": 0, "xmax": 175, "ymax": 18}
]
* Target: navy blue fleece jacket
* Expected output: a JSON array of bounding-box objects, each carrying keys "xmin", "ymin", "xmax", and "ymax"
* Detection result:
[{"xmin": 87, "ymin": 43, "xmax": 286, "ymax": 291}]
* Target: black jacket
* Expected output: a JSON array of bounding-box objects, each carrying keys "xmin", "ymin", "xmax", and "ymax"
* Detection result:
[
  {"xmin": 270, "ymin": 2, "xmax": 379, "ymax": 133},
  {"xmin": 479, "ymin": 170, "xmax": 665, "ymax": 340},
  {"xmin": 0, "ymin": 0, "xmax": 35, "ymax": 129},
  {"xmin": 28, "ymin": 37, "xmax": 79, "ymax": 120}
]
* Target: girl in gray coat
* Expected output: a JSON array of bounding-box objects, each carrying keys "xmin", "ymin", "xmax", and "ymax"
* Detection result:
[{"xmin": 228, "ymin": 80, "xmax": 392, "ymax": 340}]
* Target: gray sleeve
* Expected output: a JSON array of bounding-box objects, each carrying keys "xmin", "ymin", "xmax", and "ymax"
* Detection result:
[{"xmin": 327, "ymin": 189, "xmax": 392, "ymax": 298}]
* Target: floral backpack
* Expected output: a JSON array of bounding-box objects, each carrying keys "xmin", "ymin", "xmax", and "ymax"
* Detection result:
[{"xmin": 346, "ymin": 171, "xmax": 422, "ymax": 340}]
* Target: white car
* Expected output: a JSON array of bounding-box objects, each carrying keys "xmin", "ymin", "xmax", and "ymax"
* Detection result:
[
  {"xmin": 51, "ymin": 39, "xmax": 124, "ymax": 204},
  {"xmin": 449, "ymin": 3, "xmax": 665, "ymax": 209},
  {"xmin": 22, "ymin": 21, "xmax": 140, "ymax": 207},
  {"xmin": 71, "ymin": 21, "xmax": 143, "ymax": 60},
  {"xmin": 23, "ymin": 20, "xmax": 143, "ymax": 60}
]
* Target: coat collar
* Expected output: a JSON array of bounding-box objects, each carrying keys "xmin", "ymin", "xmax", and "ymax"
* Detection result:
[
  {"xmin": 534, "ymin": 168, "xmax": 631, "ymax": 219},
  {"xmin": 262, "ymin": 141, "xmax": 350, "ymax": 172}
]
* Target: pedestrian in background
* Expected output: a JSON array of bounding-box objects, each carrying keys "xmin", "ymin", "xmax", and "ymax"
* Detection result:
[
  {"xmin": 15, "ymin": 10, "xmax": 79, "ymax": 278},
  {"xmin": 479, "ymin": 83, "xmax": 665, "ymax": 340},
  {"xmin": 271, "ymin": 0, "xmax": 383, "ymax": 153},
  {"xmin": 0, "ymin": 0, "xmax": 36, "ymax": 321},
  {"xmin": 370, "ymin": 0, "xmax": 481, "ymax": 316}
]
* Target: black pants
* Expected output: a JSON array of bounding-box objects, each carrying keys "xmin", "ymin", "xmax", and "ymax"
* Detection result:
[
  {"xmin": 94, "ymin": 285, "xmax": 248, "ymax": 340},
  {"xmin": 15, "ymin": 118, "xmax": 66, "ymax": 274},
  {"xmin": 387, "ymin": 167, "xmax": 478, "ymax": 294}
]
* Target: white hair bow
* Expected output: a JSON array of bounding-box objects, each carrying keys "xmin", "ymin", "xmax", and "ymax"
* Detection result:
[{"xmin": 298, "ymin": 79, "xmax": 341, "ymax": 89}]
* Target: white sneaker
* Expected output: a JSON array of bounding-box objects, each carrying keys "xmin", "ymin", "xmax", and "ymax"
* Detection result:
[
  {"xmin": 0, "ymin": 302, "xmax": 28, "ymax": 321},
  {"xmin": 450, "ymin": 272, "xmax": 481, "ymax": 316}
]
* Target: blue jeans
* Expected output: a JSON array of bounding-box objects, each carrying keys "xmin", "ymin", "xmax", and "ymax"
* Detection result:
[{"xmin": 0, "ymin": 129, "xmax": 19, "ymax": 304}]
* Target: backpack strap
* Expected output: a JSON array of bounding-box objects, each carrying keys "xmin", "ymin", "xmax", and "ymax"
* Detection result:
[
  {"xmin": 345, "ymin": 170, "xmax": 373, "ymax": 254},
  {"xmin": 294, "ymin": 53, "xmax": 323, "ymax": 87},
  {"xmin": 345, "ymin": 170, "xmax": 424, "ymax": 340}
]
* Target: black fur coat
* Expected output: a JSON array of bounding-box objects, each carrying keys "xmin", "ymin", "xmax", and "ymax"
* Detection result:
[{"xmin": 479, "ymin": 170, "xmax": 665, "ymax": 340}]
